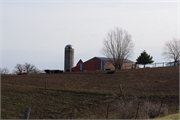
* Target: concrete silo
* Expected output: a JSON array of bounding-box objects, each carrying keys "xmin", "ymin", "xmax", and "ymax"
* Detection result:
[{"xmin": 64, "ymin": 44, "xmax": 74, "ymax": 72}]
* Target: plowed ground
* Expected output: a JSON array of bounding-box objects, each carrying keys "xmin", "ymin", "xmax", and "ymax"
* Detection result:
[
  {"xmin": 1, "ymin": 67, "xmax": 179, "ymax": 119},
  {"xmin": 1, "ymin": 66, "xmax": 179, "ymax": 95}
]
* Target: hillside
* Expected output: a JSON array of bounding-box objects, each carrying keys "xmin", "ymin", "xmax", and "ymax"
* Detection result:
[{"xmin": 1, "ymin": 66, "xmax": 179, "ymax": 95}]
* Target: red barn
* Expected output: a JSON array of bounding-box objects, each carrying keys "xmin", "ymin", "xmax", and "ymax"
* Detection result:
[{"xmin": 71, "ymin": 57, "xmax": 134, "ymax": 72}]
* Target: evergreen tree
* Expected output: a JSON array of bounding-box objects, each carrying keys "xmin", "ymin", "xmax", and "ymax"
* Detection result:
[{"xmin": 136, "ymin": 50, "xmax": 154, "ymax": 68}]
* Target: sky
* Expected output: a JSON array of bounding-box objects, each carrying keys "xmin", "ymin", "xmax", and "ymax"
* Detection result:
[{"xmin": 0, "ymin": 0, "xmax": 180, "ymax": 72}]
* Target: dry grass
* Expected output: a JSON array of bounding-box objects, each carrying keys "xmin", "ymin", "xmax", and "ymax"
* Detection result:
[
  {"xmin": 1, "ymin": 83, "xmax": 178, "ymax": 119},
  {"xmin": 111, "ymin": 97, "xmax": 139, "ymax": 119},
  {"xmin": 111, "ymin": 97, "xmax": 169, "ymax": 119},
  {"xmin": 139, "ymin": 100, "xmax": 168, "ymax": 119}
]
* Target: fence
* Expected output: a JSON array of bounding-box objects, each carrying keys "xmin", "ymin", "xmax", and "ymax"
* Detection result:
[
  {"xmin": 124, "ymin": 61, "xmax": 180, "ymax": 69},
  {"xmin": 13, "ymin": 96, "xmax": 180, "ymax": 119}
]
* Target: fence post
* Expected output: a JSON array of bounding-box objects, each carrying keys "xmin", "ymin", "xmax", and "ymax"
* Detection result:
[
  {"xmin": 157, "ymin": 100, "xmax": 163, "ymax": 117},
  {"xmin": 70, "ymin": 108, "xmax": 72, "ymax": 119},
  {"xmin": 45, "ymin": 82, "xmax": 47, "ymax": 89},
  {"xmin": 106, "ymin": 104, "xmax": 110, "ymax": 119},
  {"xmin": 119, "ymin": 84, "xmax": 124, "ymax": 100},
  {"xmin": 135, "ymin": 101, "xmax": 140, "ymax": 119},
  {"xmin": 175, "ymin": 99, "xmax": 179, "ymax": 113},
  {"xmin": 23, "ymin": 107, "xmax": 31, "ymax": 119}
]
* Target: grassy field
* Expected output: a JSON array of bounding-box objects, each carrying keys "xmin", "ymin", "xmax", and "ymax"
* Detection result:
[
  {"xmin": 1, "ymin": 83, "xmax": 115, "ymax": 119},
  {"xmin": 1, "ymin": 83, "xmax": 179, "ymax": 119},
  {"xmin": 1, "ymin": 67, "xmax": 179, "ymax": 119}
]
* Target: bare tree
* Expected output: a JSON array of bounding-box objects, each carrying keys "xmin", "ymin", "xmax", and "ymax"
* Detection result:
[
  {"xmin": 11, "ymin": 70, "xmax": 18, "ymax": 75},
  {"xmin": 101, "ymin": 27, "xmax": 135, "ymax": 69},
  {"xmin": 14, "ymin": 63, "xmax": 40, "ymax": 74},
  {"xmin": 30, "ymin": 67, "xmax": 42, "ymax": 74},
  {"xmin": 14, "ymin": 64, "xmax": 23, "ymax": 74},
  {"xmin": 162, "ymin": 38, "xmax": 180, "ymax": 62},
  {"xmin": 0, "ymin": 67, "xmax": 10, "ymax": 75},
  {"xmin": 23, "ymin": 63, "xmax": 36, "ymax": 74}
]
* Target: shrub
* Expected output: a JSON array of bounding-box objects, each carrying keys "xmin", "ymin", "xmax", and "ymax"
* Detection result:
[
  {"xmin": 138, "ymin": 101, "xmax": 168, "ymax": 119},
  {"xmin": 111, "ymin": 97, "xmax": 168, "ymax": 119},
  {"xmin": 111, "ymin": 97, "xmax": 139, "ymax": 119}
]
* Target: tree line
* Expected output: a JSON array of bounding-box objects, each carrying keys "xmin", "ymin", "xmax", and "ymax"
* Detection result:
[
  {"xmin": 0, "ymin": 63, "xmax": 42, "ymax": 75},
  {"xmin": 101, "ymin": 27, "xmax": 180, "ymax": 69}
]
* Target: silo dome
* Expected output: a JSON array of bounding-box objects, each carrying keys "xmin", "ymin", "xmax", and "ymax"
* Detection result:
[
  {"xmin": 65, "ymin": 44, "xmax": 74, "ymax": 49},
  {"xmin": 64, "ymin": 44, "xmax": 74, "ymax": 72}
]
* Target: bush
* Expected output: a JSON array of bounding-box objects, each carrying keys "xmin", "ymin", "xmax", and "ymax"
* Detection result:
[
  {"xmin": 111, "ymin": 97, "xmax": 168, "ymax": 119},
  {"xmin": 111, "ymin": 97, "xmax": 139, "ymax": 119},
  {"xmin": 139, "ymin": 100, "xmax": 168, "ymax": 119}
]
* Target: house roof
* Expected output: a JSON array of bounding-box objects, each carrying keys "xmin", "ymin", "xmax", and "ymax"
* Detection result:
[{"xmin": 96, "ymin": 57, "xmax": 134, "ymax": 63}]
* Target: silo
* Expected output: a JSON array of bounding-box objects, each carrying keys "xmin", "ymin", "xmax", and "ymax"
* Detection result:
[{"xmin": 64, "ymin": 44, "xmax": 74, "ymax": 72}]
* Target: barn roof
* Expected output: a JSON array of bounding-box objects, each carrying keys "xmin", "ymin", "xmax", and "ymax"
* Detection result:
[
  {"xmin": 76, "ymin": 59, "xmax": 83, "ymax": 66},
  {"xmin": 96, "ymin": 57, "xmax": 134, "ymax": 63}
]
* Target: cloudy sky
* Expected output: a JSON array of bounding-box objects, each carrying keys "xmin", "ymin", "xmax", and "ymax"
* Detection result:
[{"xmin": 1, "ymin": 0, "xmax": 179, "ymax": 72}]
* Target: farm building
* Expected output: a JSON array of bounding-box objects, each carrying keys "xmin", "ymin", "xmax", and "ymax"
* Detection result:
[{"xmin": 71, "ymin": 57, "xmax": 134, "ymax": 72}]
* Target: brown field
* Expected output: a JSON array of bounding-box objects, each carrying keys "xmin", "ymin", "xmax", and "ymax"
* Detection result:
[
  {"xmin": 1, "ymin": 66, "xmax": 179, "ymax": 119},
  {"xmin": 2, "ymin": 83, "xmax": 178, "ymax": 119},
  {"xmin": 1, "ymin": 66, "xmax": 179, "ymax": 95}
]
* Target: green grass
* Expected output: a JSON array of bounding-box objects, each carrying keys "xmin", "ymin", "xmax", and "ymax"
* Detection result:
[
  {"xmin": 124, "ymin": 93, "xmax": 179, "ymax": 98},
  {"xmin": 3, "ymin": 83, "xmax": 179, "ymax": 98},
  {"xmin": 153, "ymin": 112, "xmax": 179, "ymax": 119},
  {"xmin": 1, "ymin": 110, "xmax": 8, "ymax": 114},
  {"xmin": 66, "ymin": 97, "xmax": 85, "ymax": 101},
  {"xmin": 37, "ymin": 87, "xmax": 113, "ymax": 96},
  {"xmin": 2, "ymin": 83, "xmax": 113, "ymax": 96},
  {"xmin": 61, "ymin": 101, "xmax": 69, "ymax": 105},
  {"xmin": 53, "ymin": 99, "xmax": 59, "ymax": 103}
]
